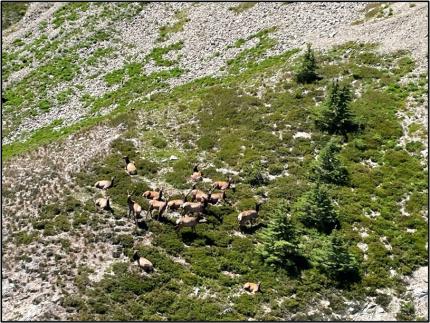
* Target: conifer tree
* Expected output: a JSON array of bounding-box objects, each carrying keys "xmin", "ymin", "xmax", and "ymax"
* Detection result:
[
  {"xmin": 295, "ymin": 43, "xmax": 319, "ymax": 84},
  {"xmin": 315, "ymin": 80, "xmax": 356, "ymax": 139},
  {"xmin": 294, "ymin": 184, "xmax": 339, "ymax": 234},
  {"xmin": 311, "ymin": 138, "xmax": 348, "ymax": 185},
  {"xmin": 257, "ymin": 201, "xmax": 300, "ymax": 269},
  {"xmin": 324, "ymin": 231, "xmax": 360, "ymax": 283}
]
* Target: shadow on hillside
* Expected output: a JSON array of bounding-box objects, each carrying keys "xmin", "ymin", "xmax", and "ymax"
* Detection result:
[
  {"xmin": 136, "ymin": 220, "xmax": 148, "ymax": 231},
  {"xmin": 239, "ymin": 222, "xmax": 266, "ymax": 235}
]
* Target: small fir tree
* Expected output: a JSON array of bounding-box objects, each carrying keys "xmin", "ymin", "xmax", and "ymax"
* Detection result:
[
  {"xmin": 295, "ymin": 43, "xmax": 319, "ymax": 84},
  {"xmin": 315, "ymin": 80, "xmax": 356, "ymax": 139},
  {"xmin": 257, "ymin": 201, "xmax": 300, "ymax": 269},
  {"xmin": 324, "ymin": 231, "xmax": 360, "ymax": 284},
  {"xmin": 294, "ymin": 184, "xmax": 339, "ymax": 234},
  {"xmin": 311, "ymin": 138, "xmax": 348, "ymax": 185}
]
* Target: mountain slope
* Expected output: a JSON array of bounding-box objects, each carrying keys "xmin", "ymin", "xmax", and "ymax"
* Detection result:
[{"xmin": 1, "ymin": 2, "xmax": 428, "ymax": 321}]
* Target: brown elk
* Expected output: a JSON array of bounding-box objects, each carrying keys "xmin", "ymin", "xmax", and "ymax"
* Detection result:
[
  {"xmin": 243, "ymin": 281, "xmax": 261, "ymax": 294},
  {"xmin": 212, "ymin": 176, "xmax": 235, "ymax": 191},
  {"xmin": 127, "ymin": 191, "xmax": 142, "ymax": 225},
  {"xmin": 123, "ymin": 156, "xmax": 137, "ymax": 175},
  {"xmin": 238, "ymin": 202, "xmax": 262, "ymax": 227}
]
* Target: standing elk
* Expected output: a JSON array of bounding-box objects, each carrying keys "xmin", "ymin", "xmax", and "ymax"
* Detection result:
[
  {"xmin": 238, "ymin": 202, "xmax": 262, "ymax": 228},
  {"xmin": 127, "ymin": 191, "xmax": 142, "ymax": 225},
  {"xmin": 175, "ymin": 213, "xmax": 201, "ymax": 233},
  {"xmin": 190, "ymin": 164, "xmax": 204, "ymax": 182},
  {"xmin": 143, "ymin": 188, "xmax": 163, "ymax": 200},
  {"xmin": 212, "ymin": 176, "xmax": 235, "ymax": 191}
]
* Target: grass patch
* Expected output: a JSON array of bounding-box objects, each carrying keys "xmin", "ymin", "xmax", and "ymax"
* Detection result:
[{"xmin": 229, "ymin": 2, "xmax": 257, "ymax": 14}]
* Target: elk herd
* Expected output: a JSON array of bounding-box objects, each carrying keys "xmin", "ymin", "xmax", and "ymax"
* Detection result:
[{"xmin": 92, "ymin": 156, "xmax": 263, "ymax": 293}]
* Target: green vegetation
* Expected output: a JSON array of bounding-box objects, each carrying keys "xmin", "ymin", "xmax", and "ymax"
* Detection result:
[
  {"xmin": 228, "ymin": 2, "xmax": 258, "ymax": 14},
  {"xmin": 323, "ymin": 231, "xmax": 360, "ymax": 285},
  {"xmin": 1, "ymin": 2, "xmax": 29, "ymax": 30},
  {"xmin": 315, "ymin": 80, "xmax": 358, "ymax": 139},
  {"xmin": 256, "ymin": 201, "xmax": 302, "ymax": 271},
  {"xmin": 294, "ymin": 184, "xmax": 340, "ymax": 234},
  {"xmin": 396, "ymin": 301, "xmax": 416, "ymax": 321},
  {"xmin": 158, "ymin": 10, "xmax": 189, "ymax": 42},
  {"xmin": 146, "ymin": 41, "xmax": 184, "ymax": 67},
  {"xmin": 352, "ymin": 3, "xmax": 392, "ymax": 25},
  {"xmin": 3, "ymin": 22, "xmax": 427, "ymax": 319},
  {"xmin": 310, "ymin": 138, "xmax": 348, "ymax": 185}
]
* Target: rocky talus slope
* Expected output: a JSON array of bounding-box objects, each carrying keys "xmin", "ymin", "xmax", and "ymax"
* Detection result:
[{"xmin": 2, "ymin": 2, "xmax": 428, "ymax": 321}]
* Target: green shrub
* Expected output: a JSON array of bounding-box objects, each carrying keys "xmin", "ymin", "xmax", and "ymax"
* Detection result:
[
  {"xmin": 54, "ymin": 214, "xmax": 71, "ymax": 232},
  {"xmin": 73, "ymin": 212, "xmax": 89, "ymax": 227},
  {"xmin": 242, "ymin": 160, "xmax": 268, "ymax": 186},
  {"xmin": 114, "ymin": 234, "xmax": 134, "ymax": 249},
  {"xmin": 375, "ymin": 294, "xmax": 392, "ymax": 311},
  {"xmin": 38, "ymin": 99, "xmax": 51, "ymax": 111},
  {"xmin": 151, "ymin": 135, "xmax": 168, "ymax": 148},
  {"xmin": 197, "ymin": 135, "xmax": 216, "ymax": 150},
  {"xmin": 396, "ymin": 301, "xmax": 416, "ymax": 321}
]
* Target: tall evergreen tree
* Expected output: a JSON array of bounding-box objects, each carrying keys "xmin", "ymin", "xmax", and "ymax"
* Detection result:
[
  {"xmin": 324, "ymin": 231, "xmax": 360, "ymax": 284},
  {"xmin": 256, "ymin": 201, "xmax": 300, "ymax": 269},
  {"xmin": 295, "ymin": 43, "xmax": 319, "ymax": 84},
  {"xmin": 294, "ymin": 184, "xmax": 339, "ymax": 234},
  {"xmin": 310, "ymin": 138, "xmax": 348, "ymax": 185},
  {"xmin": 315, "ymin": 80, "xmax": 356, "ymax": 139}
]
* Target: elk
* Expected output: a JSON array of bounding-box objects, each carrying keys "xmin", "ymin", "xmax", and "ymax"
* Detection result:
[
  {"xmin": 212, "ymin": 176, "xmax": 235, "ymax": 191},
  {"xmin": 190, "ymin": 164, "xmax": 203, "ymax": 182},
  {"xmin": 127, "ymin": 192, "xmax": 142, "ymax": 225},
  {"xmin": 148, "ymin": 198, "xmax": 168, "ymax": 220},
  {"xmin": 180, "ymin": 199, "xmax": 208, "ymax": 215},
  {"xmin": 123, "ymin": 156, "xmax": 137, "ymax": 175},
  {"xmin": 175, "ymin": 214, "xmax": 201, "ymax": 233},
  {"xmin": 95, "ymin": 196, "xmax": 111, "ymax": 211},
  {"xmin": 143, "ymin": 188, "xmax": 163, "ymax": 201},
  {"xmin": 207, "ymin": 190, "xmax": 226, "ymax": 205},
  {"xmin": 243, "ymin": 281, "xmax": 261, "ymax": 294},
  {"xmin": 190, "ymin": 184, "xmax": 209, "ymax": 203},
  {"xmin": 238, "ymin": 202, "xmax": 262, "ymax": 227},
  {"xmin": 94, "ymin": 176, "xmax": 115, "ymax": 190},
  {"xmin": 132, "ymin": 251, "xmax": 153, "ymax": 273},
  {"xmin": 167, "ymin": 191, "xmax": 191, "ymax": 212}
]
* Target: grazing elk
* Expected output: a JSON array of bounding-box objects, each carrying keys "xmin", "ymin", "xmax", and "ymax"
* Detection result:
[
  {"xmin": 167, "ymin": 191, "xmax": 191, "ymax": 212},
  {"xmin": 132, "ymin": 251, "xmax": 153, "ymax": 273},
  {"xmin": 180, "ymin": 199, "xmax": 208, "ymax": 215},
  {"xmin": 207, "ymin": 190, "xmax": 226, "ymax": 205},
  {"xmin": 123, "ymin": 156, "xmax": 137, "ymax": 175}
]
